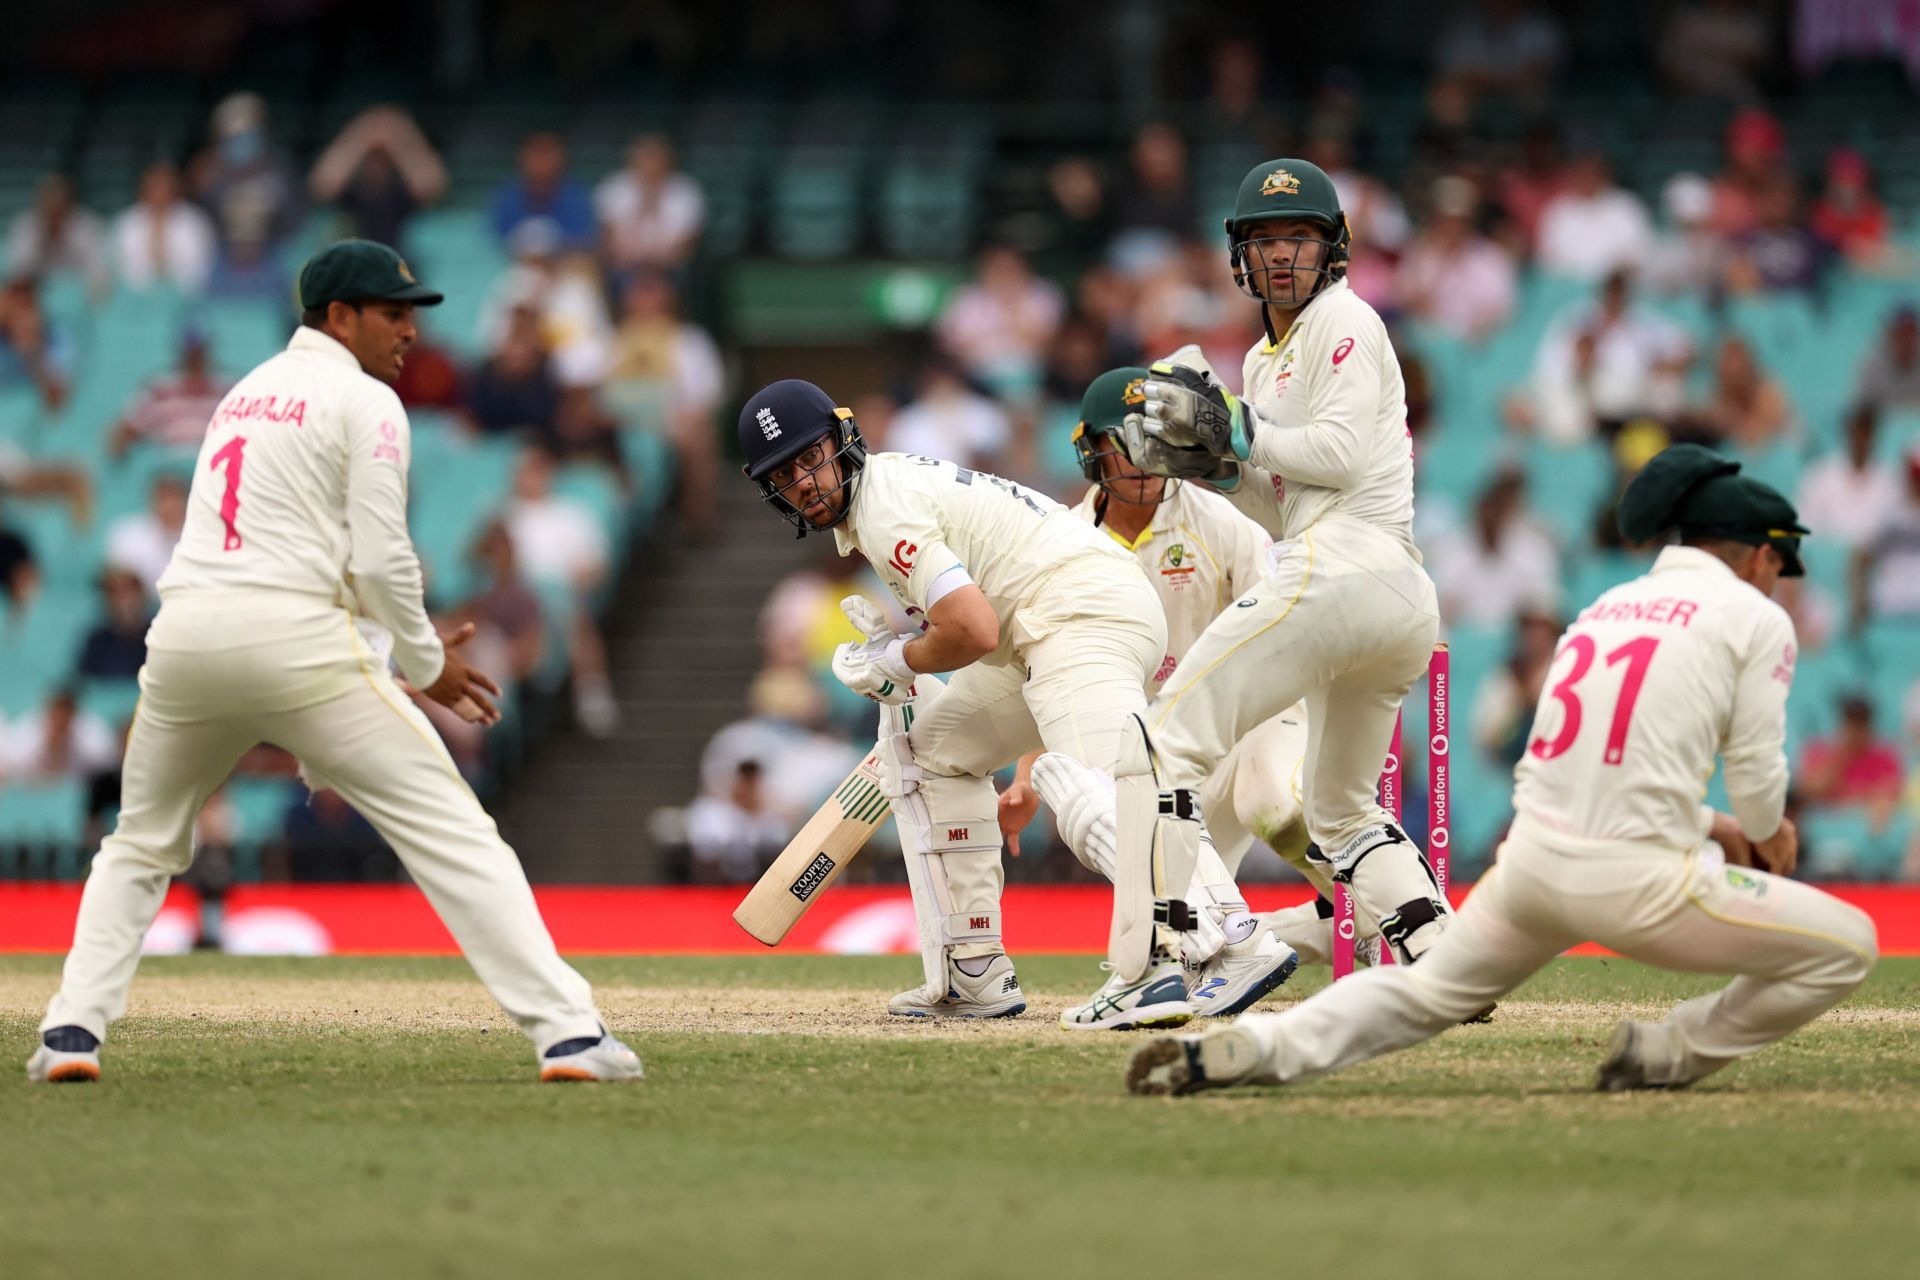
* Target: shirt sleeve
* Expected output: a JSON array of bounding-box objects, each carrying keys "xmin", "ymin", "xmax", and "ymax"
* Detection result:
[
  {"xmin": 1247, "ymin": 306, "xmax": 1382, "ymax": 491},
  {"xmin": 343, "ymin": 384, "xmax": 444, "ymax": 689},
  {"xmin": 1722, "ymin": 603, "xmax": 1796, "ymax": 843},
  {"xmin": 858, "ymin": 462, "xmax": 962, "ymax": 614}
]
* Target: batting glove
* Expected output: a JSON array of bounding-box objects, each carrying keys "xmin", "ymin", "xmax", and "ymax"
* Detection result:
[
  {"xmin": 832, "ymin": 634, "xmax": 916, "ymax": 704},
  {"xmin": 1141, "ymin": 363, "xmax": 1255, "ymax": 462}
]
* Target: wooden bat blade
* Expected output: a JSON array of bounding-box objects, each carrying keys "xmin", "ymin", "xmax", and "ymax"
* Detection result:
[{"xmin": 732, "ymin": 752, "xmax": 891, "ymax": 945}]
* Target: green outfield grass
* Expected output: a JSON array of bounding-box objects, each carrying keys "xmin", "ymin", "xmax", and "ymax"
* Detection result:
[{"xmin": 3, "ymin": 954, "xmax": 1917, "ymax": 1280}]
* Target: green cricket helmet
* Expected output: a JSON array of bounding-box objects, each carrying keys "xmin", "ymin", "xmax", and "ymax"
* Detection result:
[
  {"xmin": 1616, "ymin": 443, "xmax": 1809, "ymax": 576},
  {"xmin": 1224, "ymin": 158, "xmax": 1351, "ymax": 307},
  {"xmin": 1071, "ymin": 366, "xmax": 1174, "ymax": 505}
]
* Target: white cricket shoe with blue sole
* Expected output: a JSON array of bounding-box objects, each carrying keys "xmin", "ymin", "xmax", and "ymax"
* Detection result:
[
  {"xmin": 1060, "ymin": 958, "xmax": 1194, "ymax": 1031},
  {"xmin": 1187, "ymin": 925, "xmax": 1299, "ymax": 1018},
  {"xmin": 889, "ymin": 954, "xmax": 1028, "ymax": 1019},
  {"xmin": 539, "ymin": 1031, "xmax": 644, "ymax": 1083}
]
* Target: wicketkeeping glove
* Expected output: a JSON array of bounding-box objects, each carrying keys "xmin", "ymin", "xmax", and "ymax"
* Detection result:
[
  {"xmin": 1117, "ymin": 411, "xmax": 1241, "ymax": 484},
  {"xmin": 1141, "ymin": 363, "xmax": 1255, "ymax": 462}
]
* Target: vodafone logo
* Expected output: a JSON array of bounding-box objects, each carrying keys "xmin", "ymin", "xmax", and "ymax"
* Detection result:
[
  {"xmin": 1431, "ymin": 732, "xmax": 1449, "ymax": 755},
  {"xmin": 1431, "ymin": 827, "xmax": 1451, "ymax": 849},
  {"xmin": 1331, "ymin": 337, "xmax": 1355, "ymax": 366},
  {"xmin": 1337, "ymin": 918, "xmax": 1356, "ymax": 941},
  {"xmin": 889, "ymin": 540, "xmax": 917, "ymax": 575}
]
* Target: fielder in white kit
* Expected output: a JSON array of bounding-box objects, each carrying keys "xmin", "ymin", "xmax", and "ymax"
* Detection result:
[
  {"xmin": 737, "ymin": 378, "xmax": 1234, "ymax": 1030},
  {"xmin": 28, "ymin": 240, "xmax": 641, "ymax": 1085},
  {"xmin": 1039, "ymin": 159, "xmax": 1454, "ymax": 971},
  {"xmin": 1003, "ymin": 367, "xmax": 1378, "ymax": 1012},
  {"xmin": 1129, "ymin": 445, "xmax": 1879, "ymax": 1096}
]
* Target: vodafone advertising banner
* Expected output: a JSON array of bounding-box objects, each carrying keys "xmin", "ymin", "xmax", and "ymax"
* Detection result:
[{"xmin": 3, "ymin": 882, "xmax": 1918, "ymax": 957}]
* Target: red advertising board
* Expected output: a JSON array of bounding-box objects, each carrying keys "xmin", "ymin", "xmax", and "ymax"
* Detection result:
[{"xmin": 3, "ymin": 882, "xmax": 1917, "ymax": 956}]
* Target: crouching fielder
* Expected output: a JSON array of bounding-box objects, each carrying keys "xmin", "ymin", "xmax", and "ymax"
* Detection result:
[
  {"xmin": 737, "ymin": 380, "xmax": 1196, "ymax": 1030},
  {"xmin": 1130, "ymin": 445, "xmax": 1878, "ymax": 1096}
]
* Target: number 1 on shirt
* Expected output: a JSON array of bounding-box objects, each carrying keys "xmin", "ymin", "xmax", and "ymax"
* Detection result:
[{"xmin": 211, "ymin": 435, "xmax": 247, "ymax": 551}]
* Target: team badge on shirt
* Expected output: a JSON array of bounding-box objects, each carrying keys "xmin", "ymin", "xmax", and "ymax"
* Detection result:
[{"xmin": 1159, "ymin": 542, "xmax": 1195, "ymax": 590}]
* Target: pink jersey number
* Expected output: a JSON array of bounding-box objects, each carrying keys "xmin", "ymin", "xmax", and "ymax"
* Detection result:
[
  {"xmin": 210, "ymin": 435, "xmax": 247, "ymax": 551},
  {"xmin": 1528, "ymin": 633, "xmax": 1662, "ymax": 767}
]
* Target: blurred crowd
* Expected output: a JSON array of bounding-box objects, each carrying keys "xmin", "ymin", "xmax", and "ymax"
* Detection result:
[{"xmin": 5, "ymin": 1, "xmax": 1920, "ymax": 884}]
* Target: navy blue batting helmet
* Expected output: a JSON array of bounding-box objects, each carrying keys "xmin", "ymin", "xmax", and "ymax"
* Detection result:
[{"xmin": 737, "ymin": 379, "xmax": 867, "ymax": 535}]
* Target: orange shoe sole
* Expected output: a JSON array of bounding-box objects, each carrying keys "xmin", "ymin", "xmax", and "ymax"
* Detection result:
[
  {"xmin": 539, "ymin": 1065, "xmax": 599, "ymax": 1082},
  {"xmin": 46, "ymin": 1061, "xmax": 100, "ymax": 1083}
]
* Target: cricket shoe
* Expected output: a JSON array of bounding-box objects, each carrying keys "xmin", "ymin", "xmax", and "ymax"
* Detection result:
[
  {"xmin": 26, "ymin": 1025, "xmax": 101, "ymax": 1084},
  {"xmin": 1187, "ymin": 925, "xmax": 1299, "ymax": 1018},
  {"xmin": 888, "ymin": 954, "xmax": 1027, "ymax": 1019},
  {"xmin": 1060, "ymin": 957, "xmax": 1193, "ymax": 1031},
  {"xmin": 1594, "ymin": 1020, "xmax": 1684, "ymax": 1093},
  {"xmin": 1126, "ymin": 1025, "xmax": 1263, "ymax": 1096},
  {"xmin": 539, "ymin": 1030, "xmax": 644, "ymax": 1083}
]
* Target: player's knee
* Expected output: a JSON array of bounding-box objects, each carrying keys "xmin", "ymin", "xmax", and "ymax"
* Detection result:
[
  {"xmin": 96, "ymin": 832, "xmax": 194, "ymax": 877},
  {"xmin": 915, "ymin": 774, "xmax": 1001, "ymax": 855},
  {"xmin": 1825, "ymin": 904, "xmax": 1879, "ymax": 991}
]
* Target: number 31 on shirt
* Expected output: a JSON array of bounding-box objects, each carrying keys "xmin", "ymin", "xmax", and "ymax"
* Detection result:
[{"xmin": 1529, "ymin": 634, "xmax": 1660, "ymax": 766}]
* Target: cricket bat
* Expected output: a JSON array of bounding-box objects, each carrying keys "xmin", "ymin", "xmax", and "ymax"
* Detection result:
[{"xmin": 732, "ymin": 750, "xmax": 892, "ymax": 945}]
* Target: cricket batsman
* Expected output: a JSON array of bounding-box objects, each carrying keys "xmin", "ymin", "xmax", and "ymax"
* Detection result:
[
  {"xmin": 1039, "ymin": 158, "xmax": 1453, "ymax": 970},
  {"xmin": 1129, "ymin": 445, "xmax": 1879, "ymax": 1095},
  {"xmin": 1001, "ymin": 367, "xmax": 1371, "ymax": 1014},
  {"xmin": 738, "ymin": 378, "xmax": 1208, "ymax": 1030},
  {"xmin": 28, "ymin": 241, "xmax": 641, "ymax": 1085}
]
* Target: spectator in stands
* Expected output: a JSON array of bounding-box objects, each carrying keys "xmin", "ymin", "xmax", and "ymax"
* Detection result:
[
  {"xmin": 490, "ymin": 131, "xmax": 594, "ymax": 252},
  {"xmin": 1517, "ymin": 269, "xmax": 1691, "ymax": 445},
  {"xmin": 467, "ymin": 301, "xmax": 560, "ymax": 437},
  {"xmin": 606, "ymin": 271, "xmax": 724, "ymax": 534},
  {"xmin": 1853, "ymin": 443, "xmax": 1920, "ymax": 625},
  {"xmin": 6, "ymin": 174, "xmax": 108, "ymax": 298},
  {"xmin": 308, "ymin": 106, "xmax": 447, "ymax": 254},
  {"xmin": 1800, "ymin": 695, "xmax": 1904, "ymax": 832},
  {"xmin": 283, "ymin": 789, "xmax": 395, "ymax": 883},
  {"xmin": 0, "ymin": 276, "xmax": 72, "ymax": 410},
  {"xmin": 936, "ymin": 243, "xmax": 1063, "ymax": 400},
  {"xmin": 1811, "ymin": 148, "xmax": 1892, "ymax": 269},
  {"xmin": 889, "ymin": 359, "xmax": 1013, "ymax": 471},
  {"xmin": 1426, "ymin": 468, "xmax": 1560, "ymax": 628},
  {"xmin": 1432, "ymin": 0, "xmax": 1565, "ymax": 103},
  {"xmin": 1686, "ymin": 335, "xmax": 1794, "ymax": 450},
  {"xmin": 1724, "ymin": 180, "xmax": 1827, "ymax": 295},
  {"xmin": 0, "ymin": 506, "xmax": 38, "ymax": 605},
  {"xmin": 1534, "ymin": 142, "xmax": 1654, "ymax": 282},
  {"xmin": 1109, "ymin": 123, "xmax": 1195, "ymax": 274},
  {"xmin": 109, "ymin": 328, "xmax": 229, "ymax": 457},
  {"xmin": 594, "ymin": 133, "xmax": 706, "ymax": 280},
  {"xmin": 1800, "ymin": 405, "xmax": 1902, "ymax": 550},
  {"xmin": 1201, "ymin": 37, "xmax": 1286, "ymax": 149},
  {"xmin": 1131, "ymin": 241, "xmax": 1249, "ymax": 379},
  {"xmin": 1397, "ymin": 175, "xmax": 1517, "ymax": 342},
  {"xmin": 686, "ymin": 759, "xmax": 790, "ymax": 883},
  {"xmin": 411, "ymin": 610, "xmax": 514, "ymax": 782},
  {"xmin": 1470, "ymin": 605, "xmax": 1562, "ymax": 766},
  {"xmin": 1658, "ymin": 0, "xmax": 1769, "ymax": 101},
  {"xmin": 0, "ymin": 688, "xmax": 120, "ymax": 783},
  {"xmin": 1304, "ymin": 127, "xmax": 1410, "ymax": 307},
  {"xmin": 481, "ymin": 217, "xmax": 614, "ymax": 388},
  {"xmin": 462, "ymin": 520, "xmax": 547, "ymax": 686},
  {"xmin": 1710, "ymin": 108, "xmax": 1785, "ymax": 240},
  {"xmin": 0, "ymin": 441, "xmax": 92, "ymax": 527},
  {"xmin": 192, "ymin": 92, "xmax": 301, "ymax": 297},
  {"xmin": 502, "ymin": 442, "xmax": 619, "ymax": 736},
  {"xmin": 76, "ymin": 567, "xmax": 151, "ymax": 681},
  {"xmin": 1643, "ymin": 173, "xmax": 1726, "ymax": 296},
  {"xmin": 112, "ymin": 161, "xmax": 218, "ymax": 295},
  {"xmin": 1495, "ymin": 123, "xmax": 1567, "ymax": 251},
  {"xmin": 390, "ymin": 317, "xmax": 463, "ymax": 410},
  {"xmin": 1027, "ymin": 156, "xmax": 1112, "ymax": 280},
  {"xmin": 1853, "ymin": 305, "xmax": 1920, "ymax": 413},
  {"xmin": 105, "ymin": 472, "xmax": 188, "ymax": 598}
]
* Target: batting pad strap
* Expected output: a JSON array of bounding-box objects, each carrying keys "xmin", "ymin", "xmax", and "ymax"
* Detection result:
[
  {"xmin": 874, "ymin": 732, "xmax": 921, "ymax": 799},
  {"xmin": 1324, "ymin": 824, "xmax": 1408, "ymax": 884},
  {"xmin": 945, "ymin": 910, "xmax": 1002, "ymax": 946}
]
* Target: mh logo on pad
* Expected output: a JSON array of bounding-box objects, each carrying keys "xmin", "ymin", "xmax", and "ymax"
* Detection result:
[
  {"xmin": 947, "ymin": 827, "xmax": 969, "ymax": 841},
  {"xmin": 789, "ymin": 852, "xmax": 836, "ymax": 901},
  {"xmin": 970, "ymin": 916, "xmax": 991, "ymax": 930},
  {"xmin": 756, "ymin": 407, "xmax": 781, "ymax": 440}
]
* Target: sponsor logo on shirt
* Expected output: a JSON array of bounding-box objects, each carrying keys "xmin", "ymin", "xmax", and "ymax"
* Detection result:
[
  {"xmin": 1154, "ymin": 654, "xmax": 1178, "ymax": 683},
  {"xmin": 888, "ymin": 540, "xmax": 917, "ymax": 575},
  {"xmin": 1331, "ymin": 337, "xmax": 1355, "ymax": 366}
]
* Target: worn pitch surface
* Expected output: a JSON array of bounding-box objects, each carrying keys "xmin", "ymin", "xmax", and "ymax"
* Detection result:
[{"xmin": 3, "ymin": 954, "xmax": 1917, "ymax": 1280}]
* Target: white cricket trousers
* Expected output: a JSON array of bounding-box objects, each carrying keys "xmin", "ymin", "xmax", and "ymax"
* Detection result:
[
  {"xmin": 1149, "ymin": 513, "xmax": 1438, "ymax": 856},
  {"xmin": 1235, "ymin": 814, "xmax": 1879, "ymax": 1086},
  {"xmin": 40, "ymin": 590, "xmax": 605, "ymax": 1054}
]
